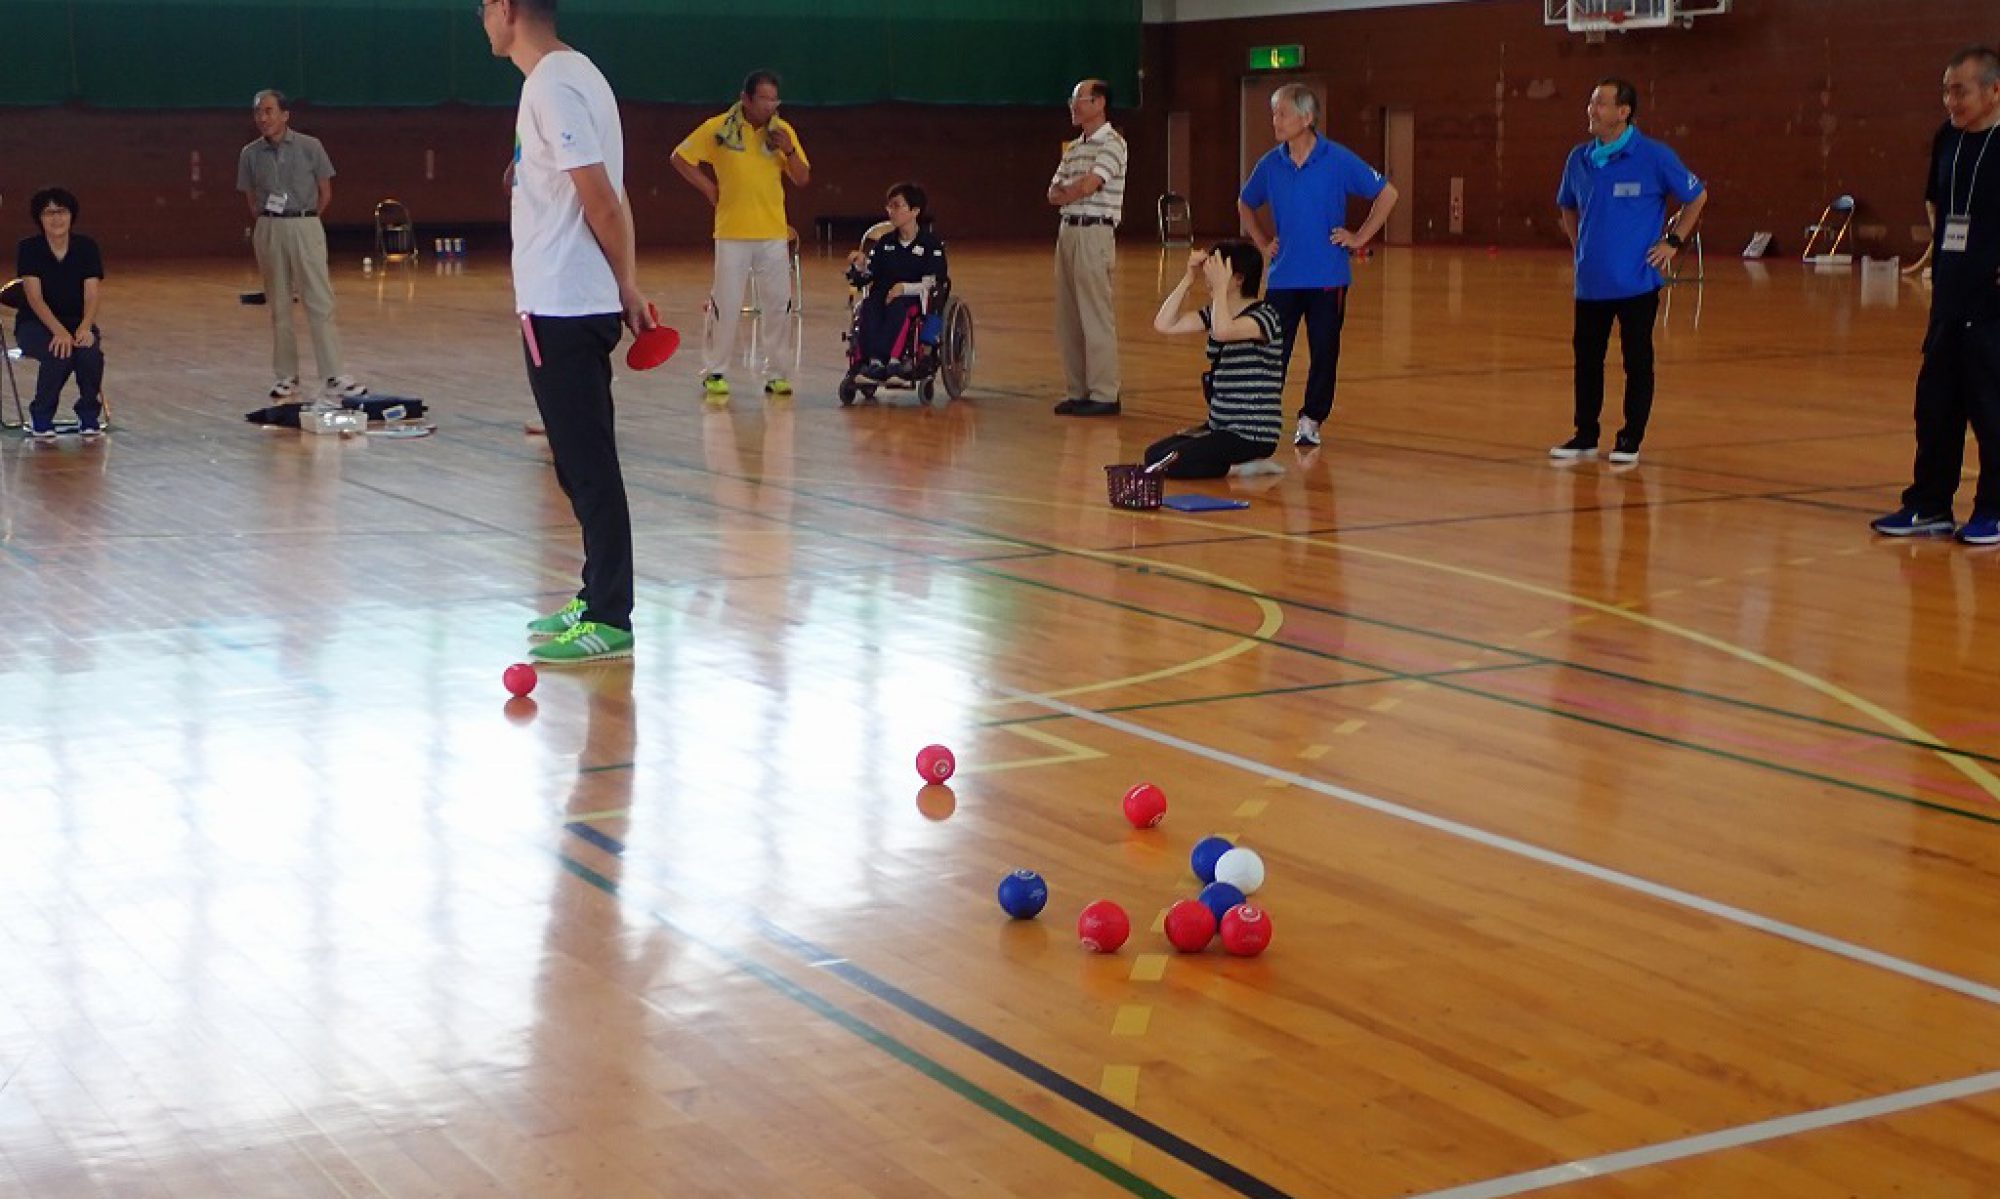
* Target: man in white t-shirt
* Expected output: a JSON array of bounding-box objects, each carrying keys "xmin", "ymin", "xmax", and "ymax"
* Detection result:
[{"xmin": 482, "ymin": 0, "xmax": 655, "ymax": 664}]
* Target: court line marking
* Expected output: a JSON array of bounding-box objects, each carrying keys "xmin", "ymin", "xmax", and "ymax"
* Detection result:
[
  {"xmin": 996, "ymin": 686, "xmax": 2000, "ymax": 1009},
  {"xmin": 977, "ymin": 553, "xmax": 1288, "ymax": 708},
  {"xmin": 548, "ymin": 854, "xmax": 1185, "ymax": 1199},
  {"xmin": 1145, "ymin": 516, "xmax": 2000, "ymax": 805},
  {"xmin": 956, "ymin": 722, "xmax": 1106, "ymax": 776},
  {"xmin": 1406, "ymin": 1069, "xmax": 2000, "ymax": 1199}
]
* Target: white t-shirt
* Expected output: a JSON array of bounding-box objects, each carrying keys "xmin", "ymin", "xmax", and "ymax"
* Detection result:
[{"xmin": 511, "ymin": 49, "xmax": 623, "ymax": 317}]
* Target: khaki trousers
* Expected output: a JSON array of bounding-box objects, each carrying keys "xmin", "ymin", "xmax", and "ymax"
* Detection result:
[
  {"xmin": 253, "ymin": 215, "xmax": 344, "ymax": 382},
  {"xmin": 1053, "ymin": 222, "xmax": 1119, "ymax": 403}
]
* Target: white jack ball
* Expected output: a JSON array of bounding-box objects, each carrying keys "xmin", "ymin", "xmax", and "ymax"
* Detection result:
[{"xmin": 1213, "ymin": 847, "xmax": 1265, "ymax": 895}]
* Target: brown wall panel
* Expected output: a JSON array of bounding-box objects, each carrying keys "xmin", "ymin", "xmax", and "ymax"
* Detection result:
[{"xmin": 1153, "ymin": 0, "xmax": 1993, "ymax": 256}]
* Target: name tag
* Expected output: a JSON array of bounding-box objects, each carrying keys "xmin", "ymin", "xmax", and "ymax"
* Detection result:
[
  {"xmin": 264, "ymin": 191, "xmax": 289, "ymax": 216},
  {"xmin": 1942, "ymin": 215, "xmax": 1971, "ymax": 254},
  {"xmin": 1613, "ymin": 182, "xmax": 1642, "ymax": 198}
]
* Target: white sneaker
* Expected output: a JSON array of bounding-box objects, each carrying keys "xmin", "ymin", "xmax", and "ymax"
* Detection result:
[
  {"xmin": 269, "ymin": 376, "xmax": 300, "ymax": 400},
  {"xmin": 325, "ymin": 376, "xmax": 368, "ymax": 400},
  {"xmin": 1293, "ymin": 416, "xmax": 1322, "ymax": 447}
]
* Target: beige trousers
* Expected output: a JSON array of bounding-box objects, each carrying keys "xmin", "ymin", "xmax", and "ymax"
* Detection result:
[
  {"xmin": 1053, "ymin": 222, "xmax": 1120, "ymax": 403},
  {"xmin": 253, "ymin": 215, "xmax": 344, "ymax": 382}
]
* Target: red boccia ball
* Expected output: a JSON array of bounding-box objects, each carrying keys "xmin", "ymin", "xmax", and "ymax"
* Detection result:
[
  {"xmin": 1077, "ymin": 900, "xmax": 1131, "ymax": 953},
  {"xmin": 1163, "ymin": 899, "xmax": 1216, "ymax": 952},
  {"xmin": 1121, "ymin": 782, "xmax": 1168, "ymax": 829},
  {"xmin": 1219, "ymin": 904, "xmax": 1273, "ymax": 957},
  {"xmin": 916, "ymin": 743, "xmax": 956, "ymax": 783},
  {"xmin": 503, "ymin": 663, "xmax": 538, "ymax": 698}
]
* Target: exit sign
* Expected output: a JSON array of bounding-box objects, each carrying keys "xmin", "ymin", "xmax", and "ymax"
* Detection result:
[{"xmin": 1248, "ymin": 44, "xmax": 1305, "ymax": 71}]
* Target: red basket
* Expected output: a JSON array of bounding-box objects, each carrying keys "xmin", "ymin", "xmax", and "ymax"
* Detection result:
[{"xmin": 1105, "ymin": 462, "xmax": 1166, "ymax": 510}]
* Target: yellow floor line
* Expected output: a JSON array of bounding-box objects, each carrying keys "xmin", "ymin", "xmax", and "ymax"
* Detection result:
[
  {"xmin": 1112, "ymin": 1005, "xmax": 1152, "ymax": 1037},
  {"xmin": 1335, "ymin": 719, "xmax": 1367, "ymax": 735},
  {"xmin": 1234, "ymin": 799, "xmax": 1269, "ymax": 818},
  {"xmin": 1300, "ymin": 744, "xmax": 1331, "ymax": 760},
  {"xmin": 1100, "ymin": 1066, "xmax": 1140, "ymax": 1106},
  {"xmin": 954, "ymin": 723, "xmax": 1105, "ymax": 776},
  {"xmin": 1369, "ymin": 697, "xmax": 1401, "ymax": 713},
  {"xmin": 1093, "ymin": 1132, "xmax": 1135, "ymax": 1164},
  {"xmin": 1213, "ymin": 529, "xmax": 2000, "ymax": 803},
  {"xmin": 1129, "ymin": 954, "xmax": 1167, "ymax": 983}
]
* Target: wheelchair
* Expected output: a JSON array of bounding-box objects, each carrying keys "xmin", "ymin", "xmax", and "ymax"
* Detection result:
[{"xmin": 837, "ymin": 221, "xmax": 973, "ymax": 406}]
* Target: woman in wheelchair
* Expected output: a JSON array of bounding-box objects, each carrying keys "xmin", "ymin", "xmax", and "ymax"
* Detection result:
[{"xmin": 843, "ymin": 182, "xmax": 948, "ymax": 395}]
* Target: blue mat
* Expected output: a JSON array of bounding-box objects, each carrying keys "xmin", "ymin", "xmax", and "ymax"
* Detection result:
[{"xmin": 1162, "ymin": 495, "xmax": 1250, "ymax": 512}]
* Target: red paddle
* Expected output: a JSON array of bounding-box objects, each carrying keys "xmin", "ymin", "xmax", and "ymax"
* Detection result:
[{"xmin": 626, "ymin": 304, "xmax": 681, "ymax": 371}]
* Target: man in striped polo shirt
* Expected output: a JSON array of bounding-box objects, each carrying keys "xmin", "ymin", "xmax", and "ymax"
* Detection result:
[{"xmin": 1048, "ymin": 78, "xmax": 1128, "ymax": 417}]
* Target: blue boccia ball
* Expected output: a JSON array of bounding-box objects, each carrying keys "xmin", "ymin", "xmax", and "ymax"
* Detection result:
[
  {"xmin": 1190, "ymin": 835, "xmax": 1235, "ymax": 884},
  {"xmin": 1198, "ymin": 881, "xmax": 1246, "ymax": 925},
  {"xmin": 997, "ymin": 869, "xmax": 1049, "ymax": 919}
]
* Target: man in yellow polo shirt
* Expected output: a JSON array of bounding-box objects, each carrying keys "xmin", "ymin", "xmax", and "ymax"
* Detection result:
[{"xmin": 674, "ymin": 69, "xmax": 810, "ymax": 398}]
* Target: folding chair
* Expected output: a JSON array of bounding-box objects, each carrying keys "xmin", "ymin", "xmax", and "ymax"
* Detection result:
[
  {"xmin": 1, "ymin": 279, "xmax": 27, "ymax": 428},
  {"xmin": 1802, "ymin": 194, "xmax": 1856, "ymax": 263},
  {"xmin": 374, "ymin": 199, "xmax": 419, "ymax": 264},
  {"xmin": 1157, "ymin": 193, "xmax": 1193, "ymax": 246}
]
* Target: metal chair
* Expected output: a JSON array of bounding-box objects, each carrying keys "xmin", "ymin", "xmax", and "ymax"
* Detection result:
[
  {"xmin": 374, "ymin": 199, "xmax": 418, "ymax": 264},
  {"xmin": 1157, "ymin": 193, "xmax": 1193, "ymax": 246},
  {"xmin": 1, "ymin": 278, "xmax": 29, "ymax": 428}
]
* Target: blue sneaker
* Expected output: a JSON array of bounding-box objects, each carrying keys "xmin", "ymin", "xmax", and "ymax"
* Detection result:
[
  {"xmin": 1870, "ymin": 507, "xmax": 1955, "ymax": 537},
  {"xmin": 1956, "ymin": 513, "xmax": 2000, "ymax": 545}
]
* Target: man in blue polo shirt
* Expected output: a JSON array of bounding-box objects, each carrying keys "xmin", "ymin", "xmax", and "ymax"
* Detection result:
[
  {"xmin": 1550, "ymin": 77, "xmax": 1708, "ymax": 465},
  {"xmin": 1238, "ymin": 83, "xmax": 1399, "ymax": 448}
]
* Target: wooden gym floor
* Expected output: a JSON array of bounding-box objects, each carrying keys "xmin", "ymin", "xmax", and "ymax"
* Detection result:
[{"xmin": 4, "ymin": 241, "xmax": 2000, "ymax": 1198}]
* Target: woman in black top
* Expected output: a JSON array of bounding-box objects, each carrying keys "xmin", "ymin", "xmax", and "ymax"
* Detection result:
[
  {"xmin": 847, "ymin": 182, "xmax": 948, "ymax": 376},
  {"xmin": 13, "ymin": 187, "xmax": 107, "ymax": 438}
]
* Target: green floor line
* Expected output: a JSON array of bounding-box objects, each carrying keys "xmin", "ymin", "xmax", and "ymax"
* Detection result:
[{"xmin": 552, "ymin": 855, "xmax": 1182, "ymax": 1199}]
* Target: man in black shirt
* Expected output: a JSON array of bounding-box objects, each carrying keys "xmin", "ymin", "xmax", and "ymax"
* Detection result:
[
  {"xmin": 12, "ymin": 187, "xmax": 106, "ymax": 439},
  {"xmin": 1874, "ymin": 46, "xmax": 2000, "ymax": 544}
]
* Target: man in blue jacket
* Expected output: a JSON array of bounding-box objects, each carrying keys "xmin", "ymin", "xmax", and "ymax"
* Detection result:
[{"xmin": 1550, "ymin": 78, "xmax": 1707, "ymax": 465}]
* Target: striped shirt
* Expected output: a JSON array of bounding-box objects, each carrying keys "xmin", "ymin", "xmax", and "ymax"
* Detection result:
[
  {"xmin": 1200, "ymin": 302, "xmax": 1285, "ymax": 445},
  {"xmin": 1052, "ymin": 123, "xmax": 1128, "ymax": 225}
]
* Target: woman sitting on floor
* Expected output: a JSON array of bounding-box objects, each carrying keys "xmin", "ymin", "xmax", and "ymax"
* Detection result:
[{"xmin": 1146, "ymin": 239, "xmax": 1283, "ymax": 478}]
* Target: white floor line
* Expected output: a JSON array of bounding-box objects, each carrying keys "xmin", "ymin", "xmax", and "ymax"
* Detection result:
[
  {"xmin": 995, "ymin": 686, "xmax": 2000, "ymax": 1007},
  {"xmin": 1406, "ymin": 1069, "xmax": 2000, "ymax": 1199}
]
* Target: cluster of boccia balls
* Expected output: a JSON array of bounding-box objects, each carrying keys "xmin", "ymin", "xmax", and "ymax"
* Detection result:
[
  {"xmin": 914, "ymin": 746, "xmax": 1274, "ymax": 957},
  {"xmin": 999, "ymin": 783, "xmax": 1274, "ymax": 958}
]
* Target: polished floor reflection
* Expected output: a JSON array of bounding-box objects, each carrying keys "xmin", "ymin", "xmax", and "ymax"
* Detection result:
[{"xmin": 4, "ymin": 245, "xmax": 2000, "ymax": 1197}]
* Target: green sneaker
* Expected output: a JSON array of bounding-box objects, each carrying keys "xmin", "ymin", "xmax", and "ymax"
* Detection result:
[
  {"xmin": 526, "ymin": 597, "xmax": 587, "ymax": 637},
  {"xmin": 529, "ymin": 620, "xmax": 634, "ymax": 664},
  {"xmin": 702, "ymin": 372, "xmax": 730, "ymax": 397},
  {"xmin": 764, "ymin": 377, "xmax": 793, "ymax": 395}
]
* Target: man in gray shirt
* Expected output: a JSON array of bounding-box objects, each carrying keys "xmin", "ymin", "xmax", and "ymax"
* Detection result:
[{"xmin": 237, "ymin": 90, "xmax": 365, "ymax": 402}]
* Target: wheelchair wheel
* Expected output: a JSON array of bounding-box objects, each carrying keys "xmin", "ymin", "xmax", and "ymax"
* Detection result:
[
  {"xmin": 918, "ymin": 377, "xmax": 935, "ymax": 405},
  {"xmin": 838, "ymin": 377, "xmax": 858, "ymax": 407},
  {"xmin": 939, "ymin": 295, "xmax": 974, "ymax": 400}
]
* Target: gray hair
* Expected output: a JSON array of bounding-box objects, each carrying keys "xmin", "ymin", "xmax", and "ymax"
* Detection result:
[
  {"xmin": 1271, "ymin": 83, "xmax": 1319, "ymax": 126},
  {"xmin": 1948, "ymin": 45, "xmax": 2000, "ymax": 87},
  {"xmin": 252, "ymin": 88, "xmax": 289, "ymax": 112}
]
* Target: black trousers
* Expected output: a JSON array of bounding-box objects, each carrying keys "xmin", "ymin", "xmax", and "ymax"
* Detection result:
[
  {"xmin": 1143, "ymin": 425, "xmax": 1276, "ymax": 479},
  {"xmin": 1267, "ymin": 286, "xmax": 1347, "ymax": 421},
  {"xmin": 1902, "ymin": 317, "xmax": 2000, "ymax": 519},
  {"xmin": 1572, "ymin": 289, "xmax": 1661, "ymax": 443},
  {"xmin": 15, "ymin": 321, "xmax": 105, "ymax": 428},
  {"xmin": 856, "ymin": 294, "xmax": 920, "ymax": 364},
  {"xmin": 523, "ymin": 313, "xmax": 634, "ymax": 631}
]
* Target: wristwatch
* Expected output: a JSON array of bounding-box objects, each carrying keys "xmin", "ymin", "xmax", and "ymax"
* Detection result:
[{"xmin": 1662, "ymin": 231, "xmax": 1685, "ymax": 250}]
